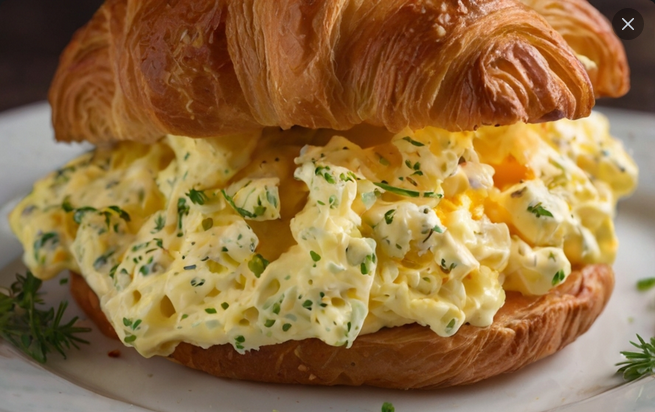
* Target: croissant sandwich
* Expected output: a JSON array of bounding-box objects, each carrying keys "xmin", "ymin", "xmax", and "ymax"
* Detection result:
[{"xmin": 9, "ymin": 0, "xmax": 638, "ymax": 389}]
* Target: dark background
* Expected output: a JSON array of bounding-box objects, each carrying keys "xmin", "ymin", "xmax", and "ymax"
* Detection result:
[{"xmin": 1, "ymin": 0, "xmax": 654, "ymax": 114}]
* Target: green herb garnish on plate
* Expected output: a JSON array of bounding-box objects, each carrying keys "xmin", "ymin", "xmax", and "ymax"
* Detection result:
[{"xmin": 0, "ymin": 271, "xmax": 90, "ymax": 363}]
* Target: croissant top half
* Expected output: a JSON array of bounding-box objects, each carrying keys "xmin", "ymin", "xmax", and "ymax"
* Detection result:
[{"xmin": 50, "ymin": 0, "xmax": 623, "ymax": 145}]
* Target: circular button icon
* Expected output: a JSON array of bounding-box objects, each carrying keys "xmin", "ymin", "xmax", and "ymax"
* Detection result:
[{"xmin": 612, "ymin": 9, "xmax": 644, "ymax": 40}]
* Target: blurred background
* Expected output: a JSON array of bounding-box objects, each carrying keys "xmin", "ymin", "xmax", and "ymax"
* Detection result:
[{"xmin": 0, "ymin": 0, "xmax": 654, "ymax": 114}]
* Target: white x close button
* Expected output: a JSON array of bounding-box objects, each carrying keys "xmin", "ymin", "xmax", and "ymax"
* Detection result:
[{"xmin": 613, "ymin": 9, "xmax": 644, "ymax": 40}]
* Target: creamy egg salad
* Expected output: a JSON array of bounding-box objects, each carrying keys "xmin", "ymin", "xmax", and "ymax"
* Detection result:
[{"xmin": 10, "ymin": 112, "xmax": 637, "ymax": 357}]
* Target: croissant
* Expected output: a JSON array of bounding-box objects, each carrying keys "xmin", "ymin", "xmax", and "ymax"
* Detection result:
[
  {"xmin": 70, "ymin": 264, "xmax": 613, "ymax": 388},
  {"xmin": 519, "ymin": 0, "xmax": 629, "ymax": 98},
  {"xmin": 50, "ymin": 0, "xmax": 598, "ymax": 145}
]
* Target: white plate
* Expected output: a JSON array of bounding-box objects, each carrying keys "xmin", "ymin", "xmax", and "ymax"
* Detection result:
[{"xmin": 1, "ymin": 102, "xmax": 654, "ymax": 412}]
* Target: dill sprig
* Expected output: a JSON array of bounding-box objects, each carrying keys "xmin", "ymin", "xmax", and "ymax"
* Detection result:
[
  {"xmin": 616, "ymin": 334, "xmax": 655, "ymax": 381},
  {"xmin": 0, "ymin": 271, "xmax": 90, "ymax": 363}
]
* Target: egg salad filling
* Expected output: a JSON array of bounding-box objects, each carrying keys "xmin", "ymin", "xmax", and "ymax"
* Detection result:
[{"xmin": 10, "ymin": 112, "xmax": 637, "ymax": 357}]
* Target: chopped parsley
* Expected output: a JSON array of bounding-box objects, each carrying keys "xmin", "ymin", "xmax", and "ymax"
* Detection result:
[
  {"xmin": 221, "ymin": 302, "xmax": 229, "ymax": 310},
  {"xmin": 282, "ymin": 323, "xmax": 292, "ymax": 331},
  {"xmin": 221, "ymin": 190, "xmax": 257, "ymax": 219},
  {"xmin": 527, "ymin": 202, "xmax": 554, "ymax": 218},
  {"xmin": 186, "ymin": 188, "xmax": 209, "ymax": 205},
  {"xmin": 264, "ymin": 319, "xmax": 276, "ymax": 327},
  {"xmin": 205, "ymin": 308, "xmax": 217, "ymax": 314},
  {"xmin": 107, "ymin": 206, "xmax": 131, "ymax": 222},
  {"xmin": 151, "ymin": 214, "xmax": 166, "ymax": 233},
  {"xmin": 33, "ymin": 232, "xmax": 59, "ymax": 263},
  {"xmin": 177, "ymin": 198, "xmax": 190, "ymax": 234},
  {"xmin": 93, "ymin": 249, "xmax": 115, "ymax": 270},
  {"xmin": 61, "ymin": 197, "xmax": 74, "ymax": 213},
  {"xmin": 72, "ymin": 207, "xmax": 98, "ymax": 224}
]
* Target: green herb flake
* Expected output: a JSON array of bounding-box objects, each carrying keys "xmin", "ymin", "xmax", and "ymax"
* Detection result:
[
  {"xmin": 302, "ymin": 299, "xmax": 313, "ymax": 310},
  {"xmin": 177, "ymin": 198, "xmax": 190, "ymax": 233},
  {"xmin": 439, "ymin": 259, "xmax": 457, "ymax": 274},
  {"xmin": 637, "ymin": 278, "xmax": 655, "ymax": 292},
  {"xmin": 282, "ymin": 323, "xmax": 292, "ymax": 331},
  {"xmin": 402, "ymin": 136, "xmax": 425, "ymax": 147},
  {"xmin": 552, "ymin": 269, "xmax": 566, "ymax": 286},
  {"xmin": 93, "ymin": 250, "xmax": 115, "ymax": 270},
  {"xmin": 108, "ymin": 206, "xmax": 131, "ymax": 222},
  {"xmin": 310, "ymin": 251, "xmax": 321, "ymax": 262},
  {"xmin": 124, "ymin": 335, "xmax": 137, "ymax": 344},
  {"xmin": 221, "ymin": 190, "xmax": 257, "ymax": 219},
  {"xmin": 61, "ymin": 197, "xmax": 74, "ymax": 213},
  {"xmin": 381, "ymin": 402, "xmax": 395, "ymax": 412},
  {"xmin": 187, "ymin": 188, "xmax": 209, "ymax": 205},
  {"xmin": 184, "ymin": 264, "xmax": 197, "ymax": 271},
  {"xmin": 151, "ymin": 214, "xmax": 166, "ymax": 234},
  {"xmin": 205, "ymin": 308, "xmax": 217, "ymax": 314},
  {"xmin": 266, "ymin": 190, "xmax": 278, "ymax": 208},
  {"xmin": 384, "ymin": 209, "xmax": 396, "ymax": 224},
  {"xmin": 377, "ymin": 153, "xmax": 390, "ymax": 166},
  {"xmin": 190, "ymin": 278, "xmax": 205, "ymax": 287},
  {"xmin": 202, "ymin": 217, "xmax": 214, "ymax": 231},
  {"xmin": 0, "ymin": 271, "xmax": 90, "ymax": 363},
  {"xmin": 264, "ymin": 319, "xmax": 275, "ymax": 328},
  {"xmin": 445, "ymin": 318, "xmax": 457, "ymax": 333},
  {"xmin": 527, "ymin": 202, "xmax": 554, "ymax": 218},
  {"xmin": 248, "ymin": 254, "xmax": 269, "ymax": 278},
  {"xmin": 72, "ymin": 207, "xmax": 97, "ymax": 225}
]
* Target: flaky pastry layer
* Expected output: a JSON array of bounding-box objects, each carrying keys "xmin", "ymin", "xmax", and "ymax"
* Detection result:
[{"xmin": 50, "ymin": 0, "xmax": 600, "ymax": 145}]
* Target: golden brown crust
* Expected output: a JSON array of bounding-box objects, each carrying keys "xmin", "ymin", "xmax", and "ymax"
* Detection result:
[
  {"xmin": 520, "ymin": 0, "xmax": 629, "ymax": 98},
  {"xmin": 50, "ymin": 0, "xmax": 595, "ymax": 145},
  {"xmin": 70, "ymin": 264, "xmax": 613, "ymax": 389}
]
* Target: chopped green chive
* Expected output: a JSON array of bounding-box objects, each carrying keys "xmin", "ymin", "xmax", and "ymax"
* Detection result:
[
  {"xmin": 402, "ymin": 136, "xmax": 425, "ymax": 147},
  {"xmin": 310, "ymin": 251, "xmax": 321, "ymax": 262},
  {"xmin": 248, "ymin": 254, "xmax": 269, "ymax": 278},
  {"xmin": 384, "ymin": 209, "xmax": 396, "ymax": 224},
  {"xmin": 202, "ymin": 217, "xmax": 214, "ymax": 231},
  {"xmin": 552, "ymin": 269, "xmax": 566, "ymax": 286}
]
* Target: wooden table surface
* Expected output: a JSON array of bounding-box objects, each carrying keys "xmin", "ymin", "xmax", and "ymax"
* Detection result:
[{"xmin": 1, "ymin": 0, "xmax": 654, "ymax": 114}]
